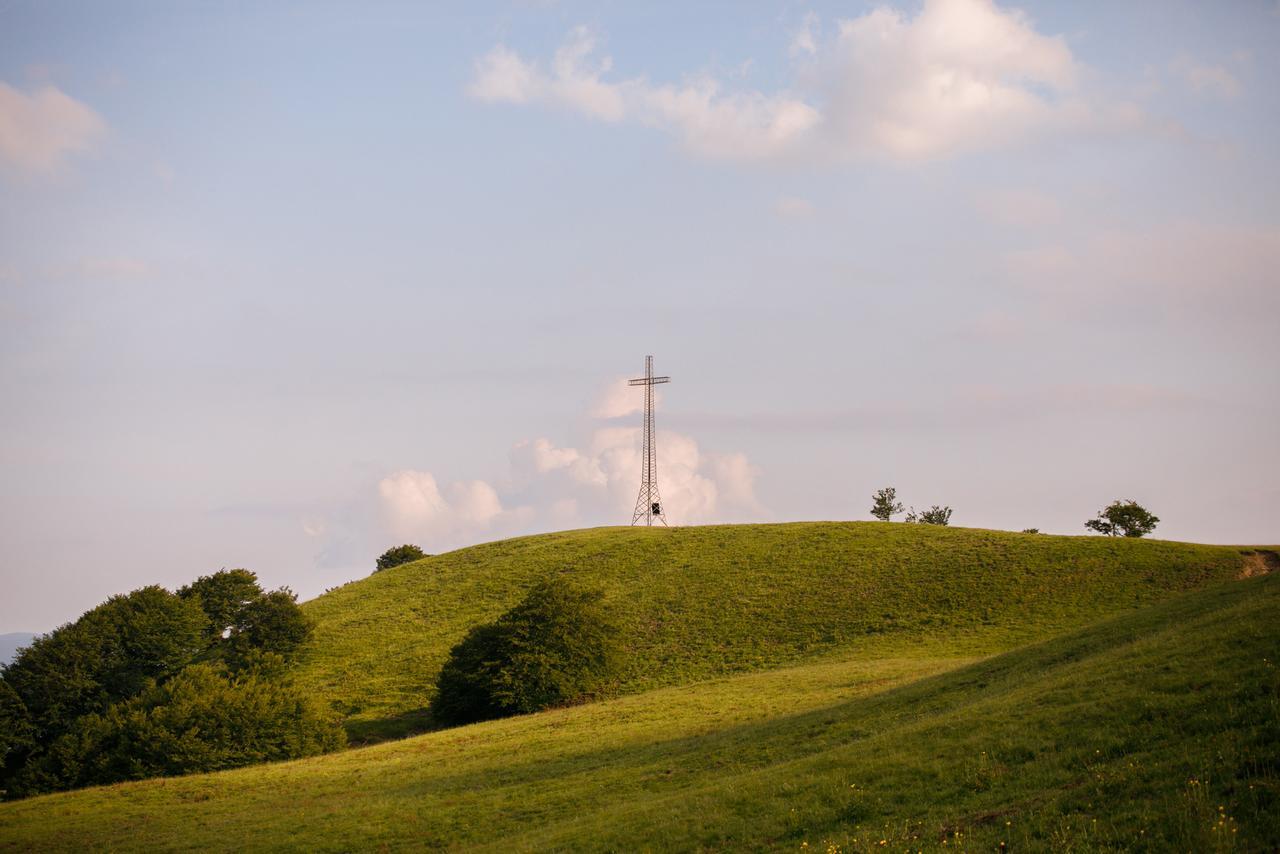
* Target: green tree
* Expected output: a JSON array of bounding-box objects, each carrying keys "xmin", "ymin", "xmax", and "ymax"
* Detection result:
[
  {"xmin": 869, "ymin": 487, "xmax": 904, "ymax": 522},
  {"xmin": 178, "ymin": 569, "xmax": 263, "ymax": 641},
  {"xmin": 431, "ymin": 577, "xmax": 622, "ymax": 726},
  {"xmin": 906, "ymin": 505, "xmax": 952, "ymax": 525},
  {"xmin": 3, "ymin": 587, "xmax": 206, "ymax": 744},
  {"xmin": 10, "ymin": 659, "xmax": 344, "ymax": 795},
  {"xmin": 376, "ymin": 544, "xmax": 428, "ymax": 572},
  {"xmin": 225, "ymin": 589, "xmax": 313, "ymax": 670},
  {"xmin": 1085, "ymin": 499, "xmax": 1159, "ymax": 538},
  {"xmin": 0, "ymin": 680, "xmax": 35, "ymax": 774}
]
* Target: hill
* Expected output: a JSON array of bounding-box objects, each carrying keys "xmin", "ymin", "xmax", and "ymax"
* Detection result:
[
  {"xmin": 1, "ymin": 571, "xmax": 1274, "ymax": 851},
  {"xmin": 292, "ymin": 522, "xmax": 1253, "ymax": 739}
]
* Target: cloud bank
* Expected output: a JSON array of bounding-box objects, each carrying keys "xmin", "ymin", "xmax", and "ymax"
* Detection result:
[{"xmin": 468, "ymin": 0, "xmax": 1128, "ymax": 161}]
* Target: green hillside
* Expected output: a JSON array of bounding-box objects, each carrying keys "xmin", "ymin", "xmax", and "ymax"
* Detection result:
[
  {"xmin": 2, "ymin": 572, "xmax": 1274, "ymax": 851},
  {"xmin": 294, "ymin": 523, "xmax": 1251, "ymax": 738}
]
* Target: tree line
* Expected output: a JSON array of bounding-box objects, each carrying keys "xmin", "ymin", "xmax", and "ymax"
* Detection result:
[{"xmin": 868, "ymin": 488, "xmax": 1159, "ymax": 537}]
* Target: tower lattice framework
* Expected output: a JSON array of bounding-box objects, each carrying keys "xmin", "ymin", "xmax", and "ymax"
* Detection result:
[{"xmin": 629, "ymin": 355, "xmax": 670, "ymax": 526}]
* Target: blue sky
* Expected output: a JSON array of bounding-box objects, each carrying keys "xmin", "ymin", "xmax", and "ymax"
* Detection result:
[{"xmin": 2, "ymin": 0, "xmax": 1278, "ymax": 633}]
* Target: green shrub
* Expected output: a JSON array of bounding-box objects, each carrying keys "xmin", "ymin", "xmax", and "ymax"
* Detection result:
[
  {"xmin": 431, "ymin": 577, "xmax": 621, "ymax": 726},
  {"xmin": 376, "ymin": 545, "xmax": 428, "ymax": 572}
]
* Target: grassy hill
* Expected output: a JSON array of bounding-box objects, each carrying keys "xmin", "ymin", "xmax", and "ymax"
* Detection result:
[
  {"xmin": 1, "ymin": 571, "xmax": 1274, "ymax": 851},
  {"xmin": 293, "ymin": 522, "xmax": 1252, "ymax": 739}
]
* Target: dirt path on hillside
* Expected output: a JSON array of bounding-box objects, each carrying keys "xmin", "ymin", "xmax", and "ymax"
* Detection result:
[{"xmin": 1239, "ymin": 549, "xmax": 1280, "ymax": 579}]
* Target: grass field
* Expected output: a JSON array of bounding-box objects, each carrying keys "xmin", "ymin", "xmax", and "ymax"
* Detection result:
[
  {"xmin": 1, "ymin": 571, "xmax": 1274, "ymax": 851},
  {"xmin": 293, "ymin": 523, "xmax": 1252, "ymax": 739}
]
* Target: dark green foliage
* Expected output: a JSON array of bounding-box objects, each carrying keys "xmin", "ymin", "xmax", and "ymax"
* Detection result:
[
  {"xmin": 906, "ymin": 505, "xmax": 952, "ymax": 525},
  {"xmin": 9, "ymin": 659, "xmax": 344, "ymax": 795},
  {"xmin": 0, "ymin": 680, "xmax": 34, "ymax": 773},
  {"xmin": 431, "ymin": 578, "xmax": 622, "ymax": 726},
  {"xmin": 2, "ymin": 587, "xmax": 206, "ymax": 743},
  {"xmin": 1086, "ymin": 499, "xmax": 1160, "ymax": 538},
  {"xmin": 869, "ymin": 487, "xmax": 904, "ymax": 522},
  {"xmin": 1022, "ymin": 528, "xmax": 1041, "ymax": 534},
  {"xmin": 376, "ymin": 544, "xmax": 428, "ymax": 572},
  {"xmin": 177, "ymin": 569, "xmax": 262, "ymax": 641},
  {"xmin": 2, "ymin": 576, "xmax": 321, "ymax": 799},
  {"xmin": 225, "ymin": 589, "xmax": 313, "ymax": 669}
]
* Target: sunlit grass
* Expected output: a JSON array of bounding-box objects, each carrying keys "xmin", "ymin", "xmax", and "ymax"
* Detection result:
[
  {"xmin": 294, "ymin": 522, "xmax": 1250, "ymax": 739},
  {"xmin": 1, "ymin": 574, "xmax": 1274, "ymax": 851}
]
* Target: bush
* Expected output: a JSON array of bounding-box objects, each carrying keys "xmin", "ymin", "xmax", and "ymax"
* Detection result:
[
  {"xmin": 10, "ymin": 659, "xmax": 344, "ymax": 795},
  {"xmin": 906, "ymin": 505, "xmax": 952, "ymax": 526},
  {"xmin": 430, "ymin": 577, "xmax": 622, "ymax": 726},
  {"xmin": 376, "ymin": 545, "xmax": 428, "ymax": 572}
]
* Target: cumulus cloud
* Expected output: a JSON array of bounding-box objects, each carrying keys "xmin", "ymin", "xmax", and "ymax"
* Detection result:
[
  {"xmin": 467, "ymin": 0, "xmax": 1124, "ymax": 162},
  {"xmin": 368, "ymin": 409, "xmax": 763, "ymax": 555},
  {"xmin": 0, "ymin": 82, "xmax": 105, "ymax": 174},
  {"xmin": 470, "ymin": 25, "xmax": 818, "ymax": 160},
  {"xmin": 378, "ymin": 470, "xmax": 505, "ymax": 543}
]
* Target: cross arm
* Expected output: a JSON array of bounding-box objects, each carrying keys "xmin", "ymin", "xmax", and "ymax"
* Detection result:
[{"xmin": 628, "ymin": 377, "xmax": 671, "ymax": 386}]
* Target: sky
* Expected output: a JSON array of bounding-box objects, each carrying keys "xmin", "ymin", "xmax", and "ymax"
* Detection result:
[{"xmin": 2, "ymin": 0, "xmax": 1278, "ymax": 634}]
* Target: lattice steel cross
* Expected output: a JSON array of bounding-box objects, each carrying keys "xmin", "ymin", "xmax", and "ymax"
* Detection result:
[{"xmin": 628, "ymin": 355, "xmax": 671, "ymax": 527}]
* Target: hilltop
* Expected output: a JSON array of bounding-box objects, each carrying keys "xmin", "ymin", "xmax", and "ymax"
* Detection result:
[
  {"xmin": 2, "ymin": 572, "xmax": 1274, "ymax": 851},
  {"xmin": 292, "ymin": 522, "xmax": 1253, "ymax": 739}
]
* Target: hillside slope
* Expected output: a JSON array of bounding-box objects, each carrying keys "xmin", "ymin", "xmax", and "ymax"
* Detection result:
[
  {"xmin": 294, "ymin": 523, "xmax": 1250, "ymax": 736},
  {"xmin": 2, "ymin": 573, "xmax": 1274, "ymax": 851}
]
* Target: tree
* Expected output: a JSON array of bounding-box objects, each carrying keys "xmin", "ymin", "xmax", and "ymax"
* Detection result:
[
  {"xmin": 1085, "ymin": 499, "xmax": 1159, "ymax": 538},
  {"xmin": 430, "ymin": 577, "xmax": 622, "ymax": 726},
  {"xmin": 1021, "ymin": 528, "xmax": 1040, "ymax": 534},
  {"xmin": 3, "ymin": 587, "xmax": 207, "ymax": 744},
  {"xmin": 376, "ymin": 544, "xmax": 428, "ymax": 572},
  {"xmin": 0, "ymin": 680, "xmax": 34, "ymax": 773},
  {"xmin": 869, "ymin": 487, "xmax": 905, "ymax": 522},
  {"xmin": 224, "ymin": 589, "xmax": 313, "ymax": 670},
  {"xmin": 9, "ymin": 659, "xmax": 344, "ymax": 796},
  {"xmin": 178, "ymin": 569, "xmax": 263, "ymax": 641},
  {"xmin": 906, "ymin": 505, "xmax": 952, "ymax": 526}
]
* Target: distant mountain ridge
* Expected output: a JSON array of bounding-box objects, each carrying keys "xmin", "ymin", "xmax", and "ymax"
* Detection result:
[{"xmin": 1, "ymin": 632, "xmax": 37, "ymax": 666}]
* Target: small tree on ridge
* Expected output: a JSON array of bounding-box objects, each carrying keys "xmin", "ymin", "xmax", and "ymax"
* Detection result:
[
  {"xmin": 870, "ymin": 487, "xmax": 904, "ymax": 522},
  {"xmin": 1085, "ymin": 499, "xmax": 1159, "ymax": 538}
]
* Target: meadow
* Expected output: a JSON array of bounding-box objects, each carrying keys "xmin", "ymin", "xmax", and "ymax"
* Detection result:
[
  {"xmin": 294, "ymin": 522, "xmax": 1250, "ymax": 739},
  {"xmin": 0, "ymin": 572, "xmax": 1274, "ymax": 851}
]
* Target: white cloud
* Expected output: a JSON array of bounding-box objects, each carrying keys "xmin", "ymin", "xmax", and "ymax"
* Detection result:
[
  {"xmin": 467, "ymin": 0, "xmax": 1119, "ymax": 162},
  {"xmin": 377, "ymin": 470, "xmax": 504, "ymax": 544},
  {"xmin": 1172, "ymin": 60, "xmax": 1241, "ymax": 100},
  {"xmin": 469, "ymin": 25, "xmax": 817, "ymax": 160},
  {"xmin": 592, "ymin": 377, "xmax": 645, "ymax": 418},
  {"xmin": 370, "ymin": 406, "xmax": 763, "ymax": 554},
  {"xmin": 791, "ymin": 12, "xmax": 819, "ymax": 57},
  {"xmin": 0, "ymin": 82, "xmax": 105, "ymax": 174}
]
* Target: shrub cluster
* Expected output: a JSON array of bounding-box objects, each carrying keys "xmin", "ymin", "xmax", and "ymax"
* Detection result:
[
  {"xmin": 0, "ymin": 571, "xmax": 344, "ymax": 799},
  {"xmin": 430, "ymin": 577, "xmax": 622, "ymax": 726}
]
